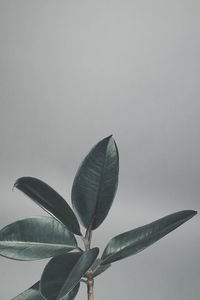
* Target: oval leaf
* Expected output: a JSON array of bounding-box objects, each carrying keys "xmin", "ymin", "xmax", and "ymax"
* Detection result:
[
  {"xmin": 84, "ymin": 259, "xmax": 111, "ymax": 278},
  {"xmin": 101, "ymin": 210, "xmax": 197, "ymax": 264},
  {"xmin": 40, "ymin": 253, "xmax": 82, "ymax": 300},
  {"xmin": 71, "ymin": 135, "xmax": 119, "ymax": 230},
  {"xmin": 0, "ymin": 217, "xmax": 77, "ymax": 260},
  {"xmin": 56, "ymin": 248, "xmax": 99, "ymax": 300},
  {"xmin": 12, "ymin": 282, "xmax": 43, "ymax": 300},
  {"xmin": 14, "ymin": 177, "xmax": 81, "ymax": 235}
]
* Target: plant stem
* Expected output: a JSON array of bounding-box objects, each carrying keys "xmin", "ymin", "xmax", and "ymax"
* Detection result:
[
  {"xmin": 84, "ymin": 224, "xmax": 95, "ymax": 300},
  {"xmin": 87, "ymin": 278, "xmax": 94, "ymax": 300}
]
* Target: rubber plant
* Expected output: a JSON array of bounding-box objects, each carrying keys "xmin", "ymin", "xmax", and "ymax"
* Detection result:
[{"xmin": 0, "ymin": 135, "xmax": 197, "ymax": 300}]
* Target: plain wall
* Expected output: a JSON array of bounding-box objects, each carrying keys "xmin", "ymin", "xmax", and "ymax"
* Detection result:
[{"xmin": 0, "ymin": 1, "xmax": 199, "ymax": 299}]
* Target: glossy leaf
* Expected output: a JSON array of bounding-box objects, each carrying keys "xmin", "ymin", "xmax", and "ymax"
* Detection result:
[
  {"xmin": 14, "ymin": 177, "xmax": 81, "ymax": 235},
  {"xmin": 101, "ymin": 210, "xmax": 197, "ymax": 264},
  {"xmin": 40, "ymin": 253, "xmax": 82, "ymax": 300},
  {"xmin": 12, "ymin": 281, "xmax": 43, "ymax": 300},
  {"xmin": 55, "ymin": 248, "xmax": 99, "ymax": 299},
  {"xmin": 71, "ymin": 135, "xmax": 119, "ymax": 230},
  {"xmin": 58, "ymin": 284, "xmax": 79, "ymax": 300},
  {"xmin": 84, "ymin": 258, "xmax": 111, "ymax": 278},
  {"xmin": 0, "ymin": 217, "xmax": 77, "ymax": 260}
]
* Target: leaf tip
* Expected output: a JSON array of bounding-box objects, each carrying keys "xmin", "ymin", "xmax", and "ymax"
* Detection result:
[
  {"xmin": 187, "ymin": 209, "xmax": 197, "ymax": 217},
  {"xmin": 12, "ymin": 179, "xmax": 19, "ymax": 191},
  {"xmin": 13, "ymin": 177, "xmax": 25, "ymax": 190},
  {"xmin": 104, "ymin": 134, "xmax": 114, "ymax": 142},
  {"xmin": 105, "ymin": 134, "xmax": 118, "ymax": 150},
  {"xmin": 91, "ymin": 247, "xmax": 100, "ymax": 257}
]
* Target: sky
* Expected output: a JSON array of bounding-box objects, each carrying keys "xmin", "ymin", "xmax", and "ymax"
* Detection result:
[{"xmin": 0, "ymin": 1, "xmax": 199, "ymax": 299}]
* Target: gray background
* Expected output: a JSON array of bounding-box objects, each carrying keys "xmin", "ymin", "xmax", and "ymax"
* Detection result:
[{"xmin": 0, "ymin": 0, "xmax": 199, "ymax": 299}]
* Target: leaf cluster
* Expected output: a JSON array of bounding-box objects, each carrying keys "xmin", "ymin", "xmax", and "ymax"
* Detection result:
[{"xmin": 0, "ymin": 136, "xmax": 197, "ymax": 299}]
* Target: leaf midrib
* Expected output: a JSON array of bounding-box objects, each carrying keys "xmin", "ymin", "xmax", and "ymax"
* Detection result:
[
  {"xmin": 0, "ymin": 241, "xmax": 76, "ymax": 248},
  {"xmin": 19, "ymin": 183, "xmax": 60, "ymax": 210},
  {"xmin": 87, "ymin": 144, "xmax": 108, "ymax": 229}
]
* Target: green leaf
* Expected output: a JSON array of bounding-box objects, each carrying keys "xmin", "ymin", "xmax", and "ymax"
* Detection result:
[
  {"xmin": 12, "ymin": 281, "xmax": 43, "ymax": 300},
  {"xmin": 44, "ymin": 248, "xmax": 99, "ymax": 300},
  {"xmin": 12, "ymin": 282, "xmax": 41, "ymax": 300},
  {"xmin": 40, "ymin": 253, "xmax": 82, "ymax": 300},
  {"xmin": 14, "ymin": 177, "xmax": 81, "ymax": 235},
  {"xmin": 57, "ymin": 248, "xmax": 99, "ymax": 299},
  {"xmin": 0, "ymin": 217, "xmax": 77, "ymax": 260},
  {"xmin": 71, "ymin": 135, "xmax": 119, "ymax": 230},
  {"xmin": 84, "ymin": 258, "xmax": 111, "ymax": 278},
  {"xmin": 101, "ymin": 210, "xmax": 197, "ymax": 264}
]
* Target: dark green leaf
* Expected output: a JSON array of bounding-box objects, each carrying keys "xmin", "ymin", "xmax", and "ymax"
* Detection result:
[
  {"xmin": 14, "ymin": 177, "xmax": 81, "ymax": 235},
  {"xmin": 101, "ymin": 210, "xmax": 197, "ymax": 264},
  {"xmin": 55, "ymin": 248, "xmax": 99, "ymax": 299},
  {"xmin": 40, "ymin": 253, "xmax": 82, "ymax": 300},
  {"xmin": 0, "ymin": 217, "xmax": 77, "ymax": 260},
  {"xmin": 59, "ymin": 284, "xmax": 79, "ymax": 300},
  {"xmin": 84, "ymin": 258, "xmax": 111, "ymax": 278},
  {"xmin": 12, "ymin": 282, "xmax": 43, "ymax": 300},
  {"xmin": 71, "ymin": 135, "xmax": 119, "ymax": 230}
]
